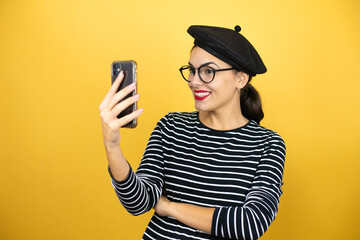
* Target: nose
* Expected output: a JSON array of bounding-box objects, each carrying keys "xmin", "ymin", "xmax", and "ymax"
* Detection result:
[{"xmin": 188, "ymin": 70, "xmax": 204, "ymax": 88}]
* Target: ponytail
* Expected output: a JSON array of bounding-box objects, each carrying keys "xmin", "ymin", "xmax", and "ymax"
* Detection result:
[{"xmin": 240, "ymin": 83, "xmax": 264, "ymax": 124}]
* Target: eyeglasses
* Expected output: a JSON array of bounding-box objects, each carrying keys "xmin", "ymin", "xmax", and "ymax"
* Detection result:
[{"xmin": 179, "ymin": 64, "xmax": 236, "ymax": 83}]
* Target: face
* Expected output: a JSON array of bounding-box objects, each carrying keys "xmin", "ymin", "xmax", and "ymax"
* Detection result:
[{"xmin": 187, "ymin": 46, "xmax": 248, "ymax": 113}]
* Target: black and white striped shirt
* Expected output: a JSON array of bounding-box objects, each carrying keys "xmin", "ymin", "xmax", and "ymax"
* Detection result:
[{"xmin": 109, "ymin": 112, "xmax": 286, "ymax": 240}]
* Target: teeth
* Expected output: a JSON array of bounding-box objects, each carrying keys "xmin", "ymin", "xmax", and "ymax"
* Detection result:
[{"xmin": 195, "ymin": 92, "xmax": 210, "ymax": 97}]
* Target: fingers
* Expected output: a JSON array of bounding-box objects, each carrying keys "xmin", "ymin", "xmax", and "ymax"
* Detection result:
[
  {"xmin": 99, "ymin": 71, "xmax": 124, "ymax": 111},
  {"xmin": 99, "ymin": 71, "xmax": 142, "ymax": 129},
  {"xmin": 109, "ymin": 71, "xmax": 125, "ymax": 94},
  {"xmin": 113, "ymin": 108, "xmax": 144, "ymax": 129},
  {"xmin": 111, "ymin": 93, "xmax": 140, "ymax": 117},
  {"xmin": 102, "ymin": 89, "xmax": 142, "ymax": 129},
  {"xmin": 106, "ymin": 82, "xmax": 136, "ymax": 112}
]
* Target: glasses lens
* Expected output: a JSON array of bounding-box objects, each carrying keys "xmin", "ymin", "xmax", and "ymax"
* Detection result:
[
  {"xmin": 180, "ymin": 66, "xmax": 193, "ymax": 82},
  {"xmin": 199, "ymin": 66, "xmax": 215, "ymax": 83}
]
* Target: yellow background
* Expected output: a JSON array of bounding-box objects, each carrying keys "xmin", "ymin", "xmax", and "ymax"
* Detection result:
[{"xmin": 1, "ymin": 0, "xmax": 359, "ymax": 239}]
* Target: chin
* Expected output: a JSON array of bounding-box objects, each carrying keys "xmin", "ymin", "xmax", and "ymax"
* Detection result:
[
  {"xmin": 194, "ymin": 103, "xmax": 212, "ymax": 112},
  {"xmin": 194, "ymin": 104, "xmax": 204, "ymax": 111}
]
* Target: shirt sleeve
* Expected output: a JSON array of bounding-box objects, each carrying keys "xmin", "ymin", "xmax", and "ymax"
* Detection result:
[
  {"xmin": 108, "ymin": 115, "xmax": 167, "ymax": 216},
  {"xmin": 211, "ymin": 133, "xmax": 286, "ymax": 240}
]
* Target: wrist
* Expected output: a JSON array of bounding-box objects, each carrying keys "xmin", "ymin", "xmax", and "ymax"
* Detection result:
[
  {"xmin": 104, "ymin": 142, "xmax": 121, "ymax": 152},
  {"xmin": 167, "ymin": 201, "xmax": 178, "ymax": 218}
]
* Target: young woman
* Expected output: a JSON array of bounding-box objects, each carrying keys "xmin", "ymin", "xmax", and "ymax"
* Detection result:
[{"xmin": 99, "ymin": 25, "xmax": 286, "ymax": 240}]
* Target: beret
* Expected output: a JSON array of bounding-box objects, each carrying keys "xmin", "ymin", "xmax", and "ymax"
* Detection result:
[{"xmin": 187, "ymin": 25, "xmax": 267, "ymax": 76}]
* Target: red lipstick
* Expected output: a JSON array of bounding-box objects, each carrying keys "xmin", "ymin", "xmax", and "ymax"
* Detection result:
[{"xmin": 194, "ymin": 90, "xmax": 211, "ymax": 100}]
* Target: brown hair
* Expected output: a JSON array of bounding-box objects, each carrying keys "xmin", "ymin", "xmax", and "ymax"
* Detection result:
[{"xmin": 240, "ymin": 79, "xmax": 264, "ymax": 124}]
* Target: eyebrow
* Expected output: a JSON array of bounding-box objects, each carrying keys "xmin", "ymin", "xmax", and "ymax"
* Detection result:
[{"xmin": 188, "ymin": 61, "xmax": 220, "ymax": 68}]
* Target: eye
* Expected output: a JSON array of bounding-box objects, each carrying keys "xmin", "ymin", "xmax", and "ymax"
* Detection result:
[
  {"xmin": 189, "ymin": 67, "xmax": 196, "ymax": 75},
  {"xmin": 203, "ymin": 66, "xmax": 214, "ymax": 75}
]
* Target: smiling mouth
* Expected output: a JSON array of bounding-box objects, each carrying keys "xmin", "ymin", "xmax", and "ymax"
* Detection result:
[
  {"xmin": 194, "ymin": 90, "xmax": 211, "ymax": 100},
  {"xmin": 195, "ymin": 92, "xmax": 210, "ymax": 97}
]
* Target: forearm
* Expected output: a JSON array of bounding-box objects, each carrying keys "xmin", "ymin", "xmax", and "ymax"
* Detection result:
[
  {"xmin": 105, "ymin": 145, "xmax": 130, "ymax": 182},
  {"xmin": 167, "ymin": 201, "xmax": 215, "ymax": 234}
]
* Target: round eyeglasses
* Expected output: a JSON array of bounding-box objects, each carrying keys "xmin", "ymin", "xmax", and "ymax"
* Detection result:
[{"xmin": 179, "ymin": 65, "xmax": 236, "ymax": 83}]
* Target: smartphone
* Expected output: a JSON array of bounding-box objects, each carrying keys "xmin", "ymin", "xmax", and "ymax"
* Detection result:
[{"xmin": 111, "ymin": 60, "xmax": 137, "ymax": 128}]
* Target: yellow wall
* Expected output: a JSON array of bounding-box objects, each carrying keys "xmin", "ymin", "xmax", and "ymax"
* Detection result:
[{"xmin": 1, "ymin": 0, "xmax": 359, "ymax": 239}]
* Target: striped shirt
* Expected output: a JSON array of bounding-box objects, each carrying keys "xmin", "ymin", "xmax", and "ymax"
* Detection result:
[{"xmin": 109, "ymin": 112, "xmax": 286, "ymax": 240}]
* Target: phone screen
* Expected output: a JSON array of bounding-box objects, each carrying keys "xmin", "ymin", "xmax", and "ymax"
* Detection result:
[{"xmin": 111, "ymin": 60, "xmax": 137, "ymax": 128}]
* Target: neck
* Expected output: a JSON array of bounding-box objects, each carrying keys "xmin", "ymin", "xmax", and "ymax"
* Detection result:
[{"xmin": 199, "ymin": 108, "xmax": 249, "ymax": 131}]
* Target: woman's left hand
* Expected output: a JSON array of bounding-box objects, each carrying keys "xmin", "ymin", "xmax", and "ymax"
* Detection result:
[
  {"xmin": 154, "ymin": 195, "xmax": 171, "ymax": 217},
  {"xmin": 154, "ymin": 195, "xmax": 214, "ymax": 233}
]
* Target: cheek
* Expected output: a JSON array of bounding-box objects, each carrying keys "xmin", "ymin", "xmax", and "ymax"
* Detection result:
[
  {"xmin": 206, "ymin": 81, "xmax": 226, "ymax": 93},
  {"xmin": 211, "ymin": 81, "xmax": 238, "ymax": 98},
  {"xmin": 187, "ymin": 82, "xmax": 192, "ymax": 89}
]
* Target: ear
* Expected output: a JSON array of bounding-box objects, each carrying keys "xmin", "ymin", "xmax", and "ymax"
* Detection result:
[{"xmin": 235, "ymin": 71, "xmax": 249, "ymax": 90}]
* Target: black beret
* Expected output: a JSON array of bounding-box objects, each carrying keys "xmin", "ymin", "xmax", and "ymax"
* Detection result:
[{"xmin": 187, "ymin": 25, "xmax": 267, "ymax": 76}]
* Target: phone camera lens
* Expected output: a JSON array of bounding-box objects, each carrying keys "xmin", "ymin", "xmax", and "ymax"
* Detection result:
[{"xmin": 113, "ymin": 63, "xmax": 120, "ymax": 75}]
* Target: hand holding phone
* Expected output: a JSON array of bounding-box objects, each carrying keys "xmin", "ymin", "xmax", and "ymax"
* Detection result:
[{"xmin": 99, "ymin": 60, "xmax": 142, "ymax": 150}]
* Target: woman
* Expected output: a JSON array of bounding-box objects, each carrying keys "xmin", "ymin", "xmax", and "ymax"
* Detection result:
[{"xmin": 99, "ymin": 25, "xmax": 286, "ymax": 240}]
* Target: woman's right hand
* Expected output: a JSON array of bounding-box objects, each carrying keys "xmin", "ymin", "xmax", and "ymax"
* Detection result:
[{"xmin": 99, "ymin": 71, "xmax": 143, "ymax": 150}]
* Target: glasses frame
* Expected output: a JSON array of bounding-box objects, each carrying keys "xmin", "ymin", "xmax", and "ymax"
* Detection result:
[{"xmin": 179, "ymin": 65, "xmax": 236, "ymax": 83}]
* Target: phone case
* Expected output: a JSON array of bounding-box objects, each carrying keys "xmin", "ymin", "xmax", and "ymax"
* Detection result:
[{"xmin": 111, "ymin": 60, "xmax": 137, "ymax": 128}]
